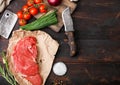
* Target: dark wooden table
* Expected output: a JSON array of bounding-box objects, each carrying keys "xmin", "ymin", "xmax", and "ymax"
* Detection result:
[{"xmin": 0, "ymin": 0, "xmax": 120, "ymax": 85}]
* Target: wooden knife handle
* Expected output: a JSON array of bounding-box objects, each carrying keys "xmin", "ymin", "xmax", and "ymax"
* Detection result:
[{"xmin": 65, "ymin": 31, "xmax": 76, "ymax": 56}]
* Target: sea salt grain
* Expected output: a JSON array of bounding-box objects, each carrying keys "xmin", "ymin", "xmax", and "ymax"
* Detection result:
[{"xmin": 53, "ymin": 62, "xmax": 67, "ymax": 76}]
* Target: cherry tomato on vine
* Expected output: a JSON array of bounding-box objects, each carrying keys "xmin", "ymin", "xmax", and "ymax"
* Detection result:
[
  {"xmin": 29, "ymin": 7, "xmax": 38, "ymax": 15},
  {"xmin": 22, "ymin": 5, "xmax": 29, "ymax": 12},
  {"xmin": 39, "ymin": 4, "xmax": 47, "ymax": 13},
  {"xmin": 27, "ymin": 0, "xmax": 34, "ymax": 6},
  {"xmin": 23, "ymin": 12, "xmax": 31, "ymax": 20},
  {"xmin": 34, "ymin": 0, "xmax": 42, "ymax": 4},
  {"xmin": 17, "ymin": 10, "xmax": 23, "ymax": 19},
  {"xmin": 19, "ymin": 19, "xmax": 27, "ymax": 26}
]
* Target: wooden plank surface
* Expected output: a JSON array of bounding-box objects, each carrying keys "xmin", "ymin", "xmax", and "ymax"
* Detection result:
[{"xmin": 0, "ymin": 0, "xmax": 120, "ymax": 85}]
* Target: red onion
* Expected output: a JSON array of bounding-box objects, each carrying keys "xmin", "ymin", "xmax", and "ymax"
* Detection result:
[{"xmin": 47, "ymin": 0, "xmax": 62, "ymax": 6}]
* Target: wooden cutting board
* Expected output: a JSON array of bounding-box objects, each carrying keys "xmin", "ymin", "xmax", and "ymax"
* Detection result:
[{"xmin": 35, "ymin": 0, "xmax": 77, "ymax": 32}]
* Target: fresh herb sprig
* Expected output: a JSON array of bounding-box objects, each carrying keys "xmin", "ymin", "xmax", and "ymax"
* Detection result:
[{"xmin": 0, "ymin": 52, "xmax": 17, "ymax": 85}]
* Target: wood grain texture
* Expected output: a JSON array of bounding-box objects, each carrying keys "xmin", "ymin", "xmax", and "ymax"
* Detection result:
[
  {"xmin": 65, "ymin": 31, "xmax": 76, "ymax": 56},
  {"xmin": 0, "ymin": 0, "xmax": 120, "ymax": 85}
]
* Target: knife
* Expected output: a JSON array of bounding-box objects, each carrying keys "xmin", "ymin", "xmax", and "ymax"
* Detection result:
[
  {"xmin": 0, "ymin": 10, "xmax": 18, "ymax": 39},
  {"xmin": 62, "ymin": 7, "xmax": 76, "ymax": 56}
]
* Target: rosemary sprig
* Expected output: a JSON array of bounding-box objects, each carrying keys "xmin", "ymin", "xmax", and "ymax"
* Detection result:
[{"xmin": 0, "ymin": 52, "xmax": 17, "ymax": 85}]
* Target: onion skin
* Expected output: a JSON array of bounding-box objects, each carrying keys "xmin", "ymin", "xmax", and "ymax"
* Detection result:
[{"xmin": 47, "ymin": 0, "xmax": 62, "ymax": 6}]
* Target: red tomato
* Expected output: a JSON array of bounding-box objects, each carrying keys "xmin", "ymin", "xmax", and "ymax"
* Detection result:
[
  {"xmin": 23, "ymin": 12, "xmax": 31, "ymax": 20},
  {"xmin": 17, "ymin": 10, "xmax": 23, "ymax": 19},
  {"xmin": 19, "ymin": 19, "xmax": 27, "ymax": 26},
  {"xmin": 34, "ymin": 0, "xmax": 42, "ymax": 4},
  {"xmin": 29, "ymin": 7, "xmax": 38, "ymax": 15},
  {"xmin": 27, "ymin": 0, "xmax": 34, "ymax": 6},
  {"xmin": 39, "ymin": 4, "xmax": 47, "ymax": 13},
  {"xmin": 22, "ymin": 5, "xmax": 29, "ymax": 12}
]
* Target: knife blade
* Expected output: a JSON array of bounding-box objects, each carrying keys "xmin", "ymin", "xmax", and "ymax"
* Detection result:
[
  {"xmin": 62, "ymin": 7, "xmax": 76, "ymax": 56},
  {"xmin": 0, "ymin": 10, "xmax": 18, "ymax": 39}
]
